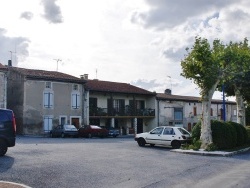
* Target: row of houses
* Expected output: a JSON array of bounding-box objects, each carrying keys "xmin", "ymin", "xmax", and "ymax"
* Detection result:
[{"xmin": 0, "ymin": 62, "xmax": 237, "ymax": 136}]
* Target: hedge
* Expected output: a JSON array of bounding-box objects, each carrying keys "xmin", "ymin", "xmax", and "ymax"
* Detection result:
[{"xmin": 191, "ymin": 121, "xmax": 248, "ymax": 149}]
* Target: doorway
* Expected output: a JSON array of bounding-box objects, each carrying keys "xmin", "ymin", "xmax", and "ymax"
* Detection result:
[
  {"xmin": 71, "ymin": 117, "xmax": 80, "ymax": 129},
  {"xmin": 137, "ymin": 118, "xmax": 143, "ymax": 134}
]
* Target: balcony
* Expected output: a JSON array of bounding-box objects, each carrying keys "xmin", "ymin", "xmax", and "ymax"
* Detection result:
[{"xmin": 89, "ymin": 107, "xmax": 155, "ymax": 117}]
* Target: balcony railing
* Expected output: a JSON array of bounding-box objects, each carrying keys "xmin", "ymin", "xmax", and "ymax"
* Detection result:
[{"xmin": 89, "ymin": 107, "xmax": 155, "ymax": 117}]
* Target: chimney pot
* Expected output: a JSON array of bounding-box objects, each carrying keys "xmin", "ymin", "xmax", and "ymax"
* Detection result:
[{"xmin": 8, "ymin": 60, "xmax": 12, "ymax": 66}]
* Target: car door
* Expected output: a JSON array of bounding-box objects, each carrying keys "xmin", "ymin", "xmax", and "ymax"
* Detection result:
[
  {"xmin": 145, "ymin": 127, "xmax": 164, "ymax": 145},
  {"xmin": 54, "ymin": 125, "xmax": 62, "ymax": 137},
  {"xmin": 160, "ymin": 127, "xmax": 176, "ymax": 146}
]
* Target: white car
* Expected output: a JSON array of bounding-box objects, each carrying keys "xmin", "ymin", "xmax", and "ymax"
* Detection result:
[{"xmin": 135, "ymin": 126, "xmax": 191, "ymax": 149}]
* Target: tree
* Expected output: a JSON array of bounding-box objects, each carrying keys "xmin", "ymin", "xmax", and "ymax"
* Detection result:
[
  {"xmin": 181, "ymin": 37, "xmax": 226, "ymax": 149},
  {"xmin": 217, "ymin": 39, "xmax": 250, "ymax": 126}
]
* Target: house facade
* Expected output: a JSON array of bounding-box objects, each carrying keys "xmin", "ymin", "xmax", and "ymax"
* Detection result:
[
  {"xmin": 83, "ymin": 76, "xmax": 156, "ymax": 135},
  {"xmin": 5, "ymin": 65, "xmax": 86, "ymax": 135},
  {"xmin": 156, "ymin": 89, "xmax": 237, "ymax": 132},
  {"xmin": 0, "ymin": 63, "xmax": 7, "ymax": 108}
]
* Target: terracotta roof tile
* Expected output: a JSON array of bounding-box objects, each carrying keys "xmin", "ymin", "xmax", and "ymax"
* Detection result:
[
  {"xmin": 156, "ymin": 93, "xmax": 236, "ymax": 104},
  {"xmin": 0, "ymin": 63, "xmax": 8, "ymax": 70},
  {"xmin": 86, "ymin": 79, "xmax": 155, "ymax": 95},
  {"xmin": 8, "ymin": 66, "xmax": 85, "ymax": 84}
]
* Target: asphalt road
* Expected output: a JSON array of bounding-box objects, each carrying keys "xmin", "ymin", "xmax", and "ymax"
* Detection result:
[{"xmin": 1, "ymin": 136, "xmax": 250, "ymax": 188}]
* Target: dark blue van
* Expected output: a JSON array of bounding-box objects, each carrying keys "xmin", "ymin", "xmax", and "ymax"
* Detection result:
[{"xmin": 0, "ymin": 109, "xmax": 16, "ymax": 156}]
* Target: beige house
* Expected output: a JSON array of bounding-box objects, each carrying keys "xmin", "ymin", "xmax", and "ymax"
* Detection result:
[
  {"xmin": 0, "ymin": 63, "xmax": 7, "ymax": 108},
  {"xmin": 4, "ymin": 65, "xmax": 86, "ymax": 135},
  {"xmin": 83, "ymin": 76, "xmax": 156, "ymax": 135},
  {"xmin": 156, "ymin": 89, "xmax": 237, "ymax": 132}
]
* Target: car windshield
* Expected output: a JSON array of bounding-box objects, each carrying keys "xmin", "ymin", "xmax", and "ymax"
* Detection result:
[
  {"xmin": 90, "ymin": 125, "xmax": 102, "ymax": 129},
  {"xmin": 177, "ymin": 128, "xmax": 190, "ymax": 135},
  {"xmin": 64, "ymin": 125, "xmax": 77, "ymax": 129}
]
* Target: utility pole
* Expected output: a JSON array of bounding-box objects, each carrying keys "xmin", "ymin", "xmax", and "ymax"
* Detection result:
[{"xmin": 53, "ymin": 59, "xmax": 62, "ymax": 71}]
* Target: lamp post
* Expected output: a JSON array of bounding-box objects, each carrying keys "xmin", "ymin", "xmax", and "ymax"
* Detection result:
[{"xmin": 222, "ymin": 84, "xmax": 226, "ymax": 121}]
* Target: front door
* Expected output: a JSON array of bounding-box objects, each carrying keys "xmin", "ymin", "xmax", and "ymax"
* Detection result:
[{"xmin": 71, "ymin": 118, "xmax": 80, "ymax": 129}]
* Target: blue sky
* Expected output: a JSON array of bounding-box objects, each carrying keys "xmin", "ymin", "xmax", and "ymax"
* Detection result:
[{"xmin": 1, "ymin": 0, "xmax": 249, "ymax": 100}]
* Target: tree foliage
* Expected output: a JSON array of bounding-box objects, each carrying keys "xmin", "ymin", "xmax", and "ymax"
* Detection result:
[
  {"xmin": 217, "ymin": 38, "xmax": 250, "ymax": 100},
  {"xmin": 181, "ymin": 37, "xmax": 225, "ymax": 98}
]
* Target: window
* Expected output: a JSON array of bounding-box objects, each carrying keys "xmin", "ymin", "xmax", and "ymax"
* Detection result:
[
  {"xmin": 233, "ymin": 109, "xmax": 237, "ymax": 116},
  {"xmin": 163, "ymin": 127, "xmax": 174, "ymax": 135},
  {"xmin": 150, "ymin": 127, "xmax": 164, "ymax": 134},
  {"xmin": 193, "ymin": 107, "xmax": 197, "ymax": 116},
  {"xmin": 73, "ymin": 84, "xmax": 79, "ymax": 91},
  {"xmin": 174, "ymin": 108, "xmax": 183, "ymax": 120},
  {"xmin": 44, "ymin": 116, "xmax": 53, "ymax": 132},
  {"xmin": 44, "ymin": 91, "xmax": 54, "ymax": 108},
  {"xmin": 71, "ymin": 92, "xmax": 80, "ymax": 109},
  {"xmin": 210, "ymin": 108, "xmax": 213, "ymax": 116},
  {"xmin": 60, "ymin": 116, "xmax": 67, "ymax": 125},
  {"xmin": 113, "ymin": 99, "xmax": 125, "ymax": 113},
  {"xmin": 45, "ymin": 82, "xmax": 52, "ymax": 89}
]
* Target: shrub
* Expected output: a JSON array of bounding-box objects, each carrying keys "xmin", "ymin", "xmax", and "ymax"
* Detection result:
[
  {"xmin": 228, "ymin": 122, "xmax": 248, "ymax": 146},
  {"xmin": 191, "ymin": 122, "xmax": 201, "ymax": 141},
  {"xmin": 211, "ymin": 120, "xmax": 233, "ymax": 149},
  {"xmin": 226, "ymin": 122, "xmax": 237, "ymax": 148},
  {"xmin": 246, "ymin": 126, "xmax": 250, "ymax": 143},
  {"xmin": 205, "ymin": 143, "xmax": 218, "ymax": 151},
  {"xmin": 191, "ymin": 139, "xmax": 202, "ymax": 150}
]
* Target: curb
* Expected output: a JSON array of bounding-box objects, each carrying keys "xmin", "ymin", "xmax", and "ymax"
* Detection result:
[
  {"xmin": 170, "ymin": 147, "xmax": 250, "ymax": 157},
  {"xmin": 0, "ymin": 181, "xmax": 31, "ymax": 188}
]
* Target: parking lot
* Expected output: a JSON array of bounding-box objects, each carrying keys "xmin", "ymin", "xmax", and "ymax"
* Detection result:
[{"xmin": 1, "ymin": 136, "xmax": 250, "ymax": 188}]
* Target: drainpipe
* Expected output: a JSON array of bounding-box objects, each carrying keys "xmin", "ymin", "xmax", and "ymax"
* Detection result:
[{"xmin": 157, "ymin": 100, "xmax": 160, "ymax": 127}]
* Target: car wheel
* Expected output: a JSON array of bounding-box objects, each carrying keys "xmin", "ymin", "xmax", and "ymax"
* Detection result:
[
  {"xmin": 137, "ymin": 138, "xmax": 146, "ymax": 147},
  {"xmin": 88, "ymin": 133, "xmax": 92, "ymax": 138},
  {"xmin": 0, "ymin": 139, "xmax": 8, "ymax": 156},
  {"xmin": 150, "ymin": 144, "xmax": 155, "ymax": 147},
  {"xmin": 171, "ymin": 140, "xmax": 181, "ymax": 149},
  {"xmin": 61, "ymin": 133, "xmax": 65, "ymax": 138},
  {"xmin": 50, "ymin": 132, "xmax": 54, "ymax": 138}
]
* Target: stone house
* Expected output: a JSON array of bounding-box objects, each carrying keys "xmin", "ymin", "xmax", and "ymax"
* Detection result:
[
  {"xmin": 4, "ymin": 65, "xmax": 86, "ymax": 135},
  {"xmin": 156, "ymin": 89, "xmax": 237, "ymax": 132},
  {"xmin": 83, "ymin": 75, "xmax": 156, "ymax": 135},
  {"xmin": 0, "ymin": 63, "xmax": 7, "ymax": 108}
]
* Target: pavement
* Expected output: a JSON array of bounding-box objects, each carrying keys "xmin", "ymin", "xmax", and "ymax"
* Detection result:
[
  {"xmin": 171, "ymin": 146, "xmax": 250, "ymax": 156},
  {"xmin": 0, "ymin": 181, "xmax": 31, "ymax": 188}
]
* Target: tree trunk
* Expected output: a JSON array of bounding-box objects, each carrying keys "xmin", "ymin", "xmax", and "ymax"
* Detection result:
[
  {"xmin": 235, "ymin": 89, "xmax": 246, "ymax": 126},
  {"xmin": 200, "ymin": 81, "xmax": 220, "ymax": 149}
]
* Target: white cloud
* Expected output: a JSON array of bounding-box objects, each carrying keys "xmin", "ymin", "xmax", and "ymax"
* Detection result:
[
  {"xmin": 1, "ymin": 0, "xmax": 250, "ymax": 100},
  {"xmin": 40, "ymin": 0, "xmax": 63, "ymax": 24}
]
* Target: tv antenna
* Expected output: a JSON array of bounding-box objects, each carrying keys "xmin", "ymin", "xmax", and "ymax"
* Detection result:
[
  {"xmin": 167, "ymin": 75, "xmax": 172, "ymax": 91},
  {"xmin": 9, "ymin": 50, "xmax": 16, "ymax": 64},
  {"xmin": 53, "ymin": 59, "xmax": 62, "ymax": 71}
]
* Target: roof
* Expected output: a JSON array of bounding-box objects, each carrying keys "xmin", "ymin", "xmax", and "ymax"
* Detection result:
[
  {"xmin": 85, "ymin": 79, "xmax": 156, "ymax": 96},
  {"xmin": 156, "ymin": 93, "xmax": 236, "ymax": 104},
  {"xmin": 6, "ymin": 66, "xmax": 86, "ymax": 84},
  {"xmin": 0, "ymin": 63, "xmax": 8, "ymax": 71}
]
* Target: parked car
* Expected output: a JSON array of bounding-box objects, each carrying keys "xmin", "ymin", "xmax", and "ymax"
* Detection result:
[
  {"xmin": 50, "ymin": 124, "xmax": 78, "ymax": 138},
  {"xmin": 78, "ymin": 125, "xmax": 109, "ymax": 138},
  {"xmin": 135, "ymin": 126, "xmax": 191, "ymax": 149},
  {"xmin": 0, "ymin": 109, "xmax": 16, "ymax": 156},
  {"xmin": 106, "ymin": 127, "xmax": 120, "ymax": 137}
]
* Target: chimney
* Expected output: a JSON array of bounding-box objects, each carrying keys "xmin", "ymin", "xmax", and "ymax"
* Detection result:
[
  {"xmin": 165, "ymin": 89, "xmax": 171, "ymax": 95},
  {"xmin": 80, "ymin": 74, "xmax": 88, "ymax": 80},
  {"xmin": 8, "ymin": 60, "xmax": 12, "ymax": 66}
]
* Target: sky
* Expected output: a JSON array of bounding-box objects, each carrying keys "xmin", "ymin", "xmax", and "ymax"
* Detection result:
[{"xmin": 1, "ymin": 0, "xmax": 249, "ymax": 100}]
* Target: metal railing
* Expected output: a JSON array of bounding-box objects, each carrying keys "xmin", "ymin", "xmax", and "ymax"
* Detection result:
[{"xmin": 89, "ymin": 107, "xmax": 155, "ymax": 117}]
